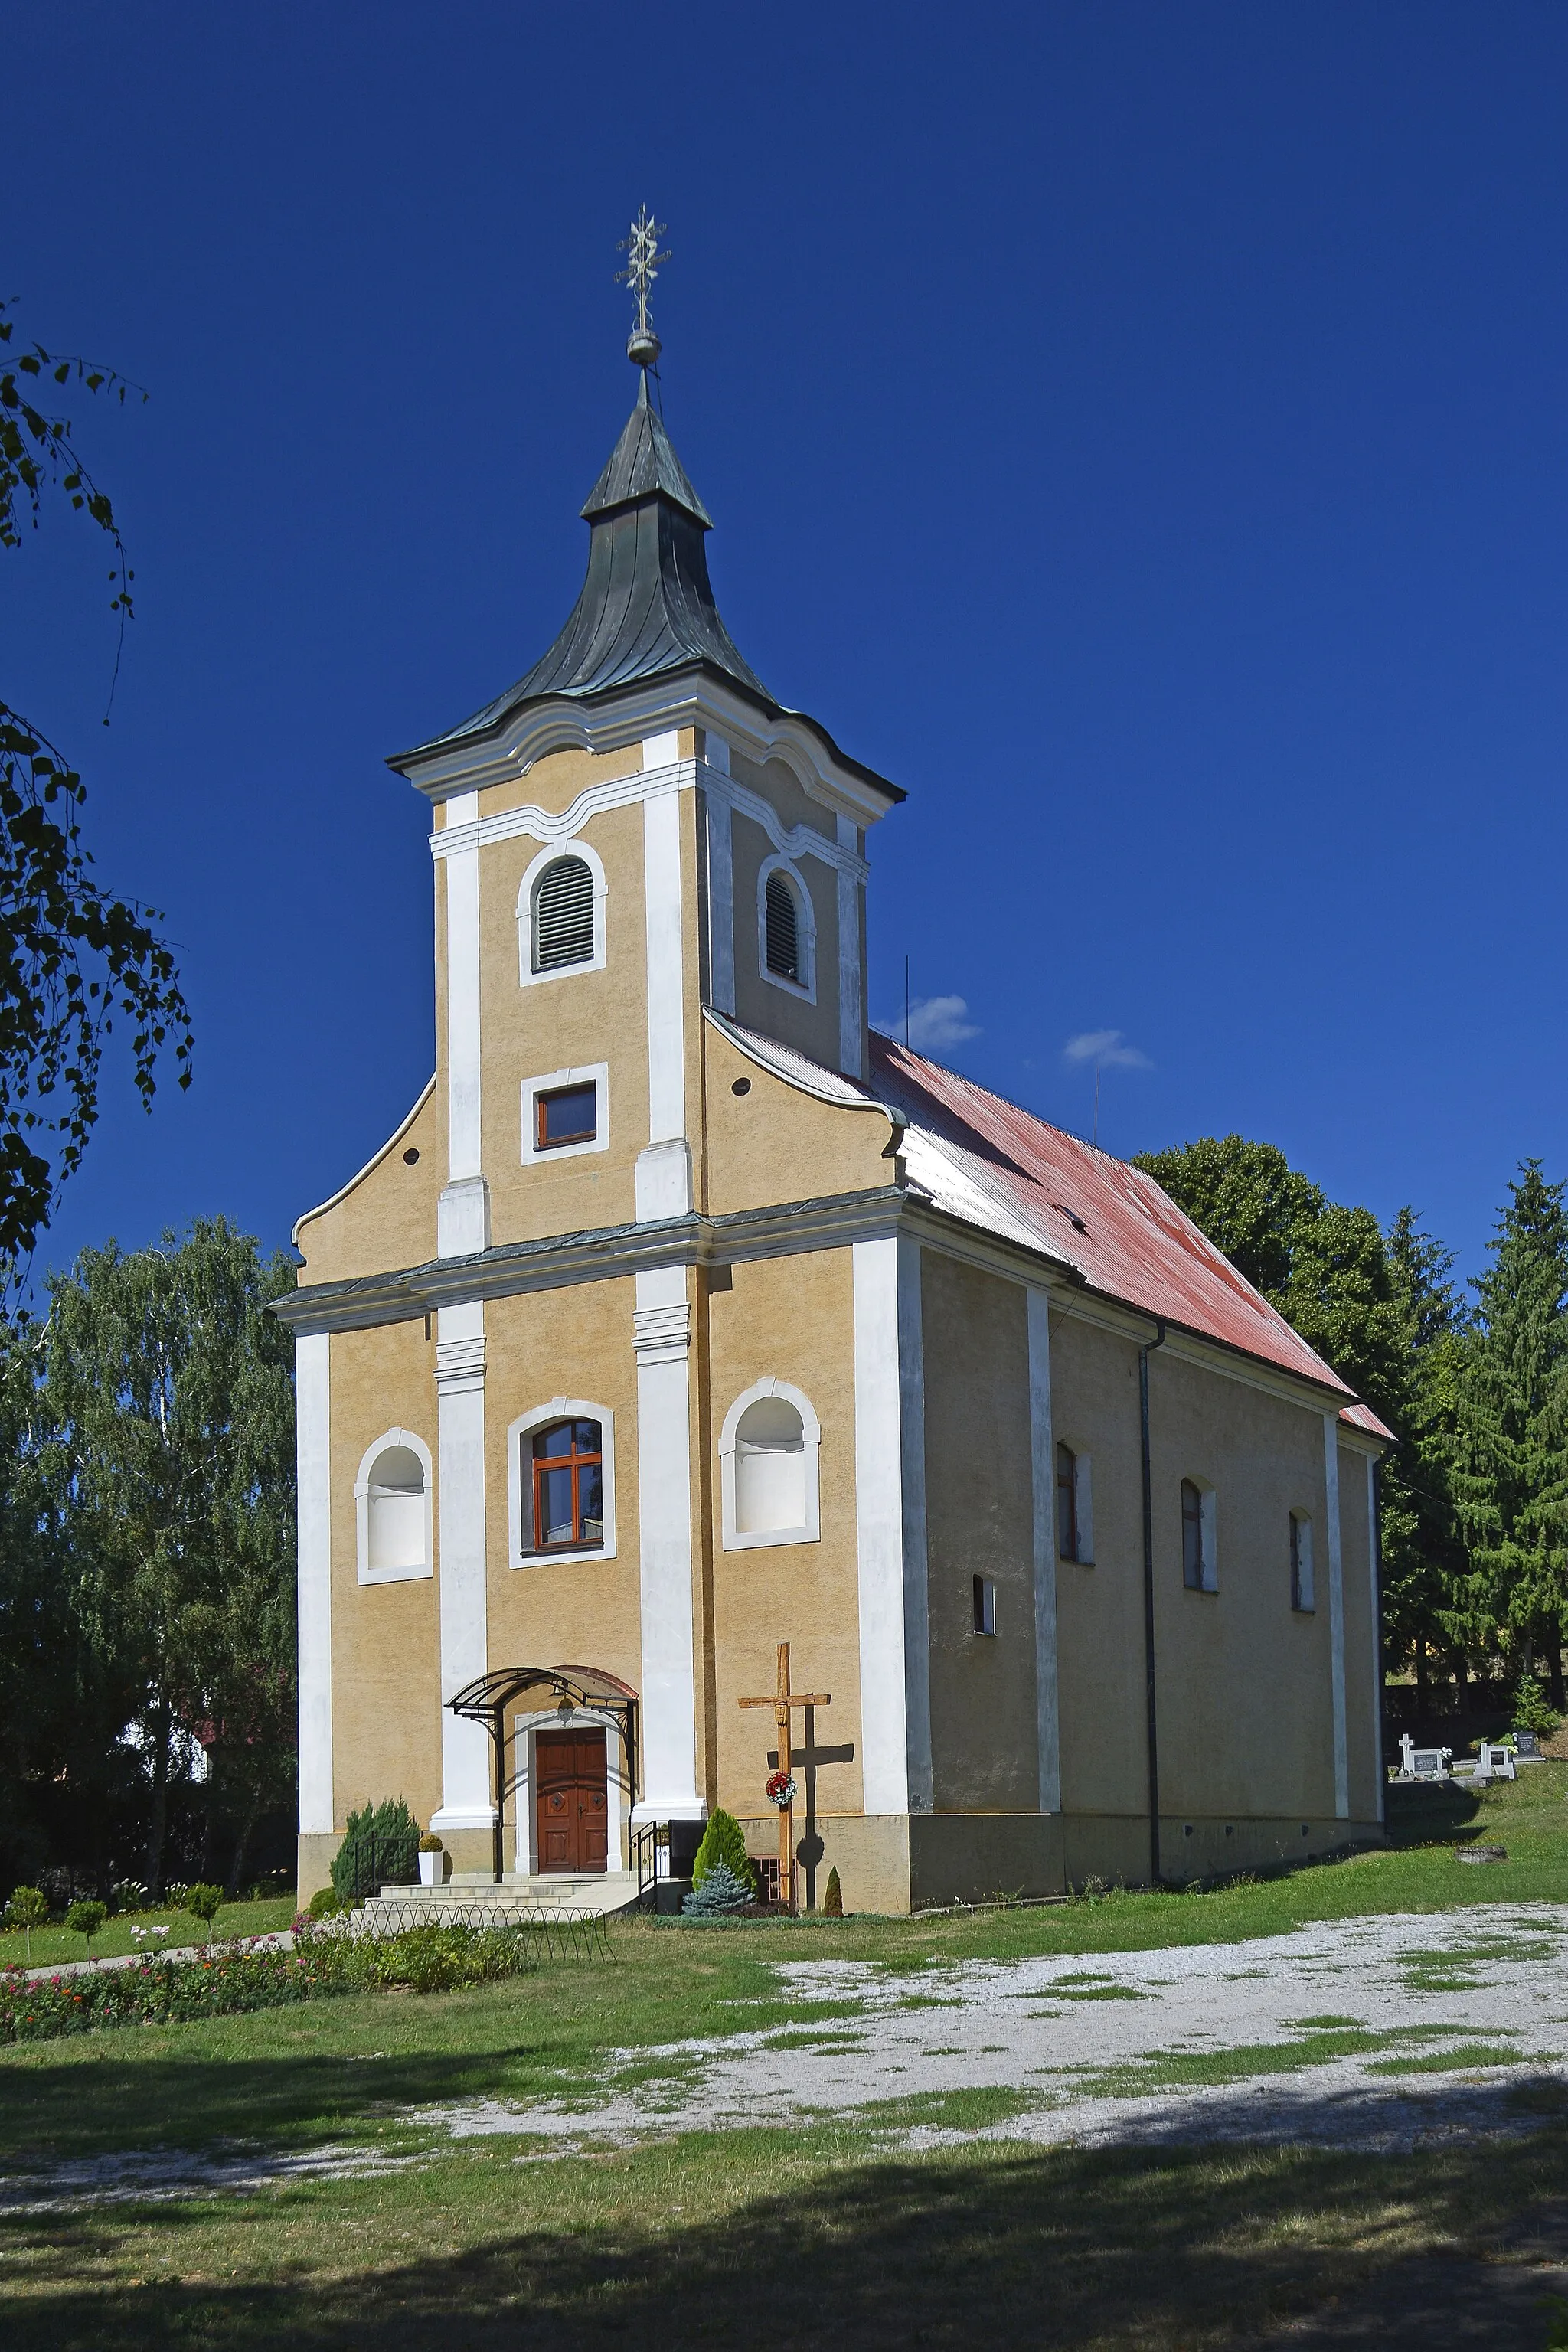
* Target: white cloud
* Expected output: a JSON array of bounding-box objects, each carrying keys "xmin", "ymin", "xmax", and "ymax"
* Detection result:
[
  {"xmin": 1063, "ymin": 1028, "xmax": 1152, "ymax": 1070},
  {"xmin": 874, "ymin": 995, "xmax": 981, "ymax": 1053}
]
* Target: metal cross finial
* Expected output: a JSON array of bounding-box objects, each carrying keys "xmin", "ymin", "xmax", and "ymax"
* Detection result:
[{"xmin": 616, "ymin": 204, "xmax": 671, "ymax": 368}]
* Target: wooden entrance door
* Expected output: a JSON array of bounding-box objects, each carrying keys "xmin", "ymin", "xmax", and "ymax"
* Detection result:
[{"xmin": 534, "ymin": 1730, "xmax": 609, "ymax": 1873}]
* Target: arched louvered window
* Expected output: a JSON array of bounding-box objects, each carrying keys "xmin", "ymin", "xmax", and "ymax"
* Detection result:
[
  {"xmin": 533, "ymin": 855, "xmax": 596, "ymax": 973},
  {"xmin": 764, "ymin": 871, "xmax": 802, "ymax": 984}
]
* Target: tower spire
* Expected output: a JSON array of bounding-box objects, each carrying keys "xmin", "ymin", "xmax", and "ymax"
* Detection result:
[{"xmin": 616, "ymin": 204, "xmax": 671, "ymax": 369}]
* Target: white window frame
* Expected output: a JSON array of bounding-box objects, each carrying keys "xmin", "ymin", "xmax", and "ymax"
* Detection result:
[
  {"xmin": 507, "ymin": 1397, "xmax": 618, "ymax": 1567},
  {"xmin": 1290, "ymin": 1508, "xmax": 1315, "ymax": 1612},
  {"xmin": 518, "ymin": 838, "xmax": 607, "ymax": 986},
  {"xmin": 354, "ymin": 1427, "xmax": 433, "ymax": 1585},
  {"xmin": 719, "ymin": 1377, "xmax": 822, "ymax": 1550},
  {"xmin": 756, "ymin": 854, "xmax": 817, "ymax": 1003},
  {"xmin": 521, "ymin": 1062, "xmax": 610, "ymax": 1165}
]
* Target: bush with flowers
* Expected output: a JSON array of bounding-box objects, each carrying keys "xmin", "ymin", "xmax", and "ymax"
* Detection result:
[{"xmin": 0, "ymin": 1919, "xmax": 539, "ymax": 2044}]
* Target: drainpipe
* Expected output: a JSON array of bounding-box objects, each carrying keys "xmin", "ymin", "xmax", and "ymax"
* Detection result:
[
  {"xmin": 1371, "ymin": 1455, "xmax": 1388, "ymax": 1838},
  {"xmin": 1139, "ymin": 1320, "xmax": 1168, "ymax": 1887}
]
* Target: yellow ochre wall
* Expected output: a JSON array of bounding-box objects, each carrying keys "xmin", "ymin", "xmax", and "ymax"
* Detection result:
[{"xmin": 918, "ymin": 1253, "xmax": 1040, "ymax": 1813}]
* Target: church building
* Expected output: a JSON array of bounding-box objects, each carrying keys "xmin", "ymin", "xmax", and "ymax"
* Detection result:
[{"xmin": 278, "ymin": 280, "xmax": 1391, "ymax": 1913}]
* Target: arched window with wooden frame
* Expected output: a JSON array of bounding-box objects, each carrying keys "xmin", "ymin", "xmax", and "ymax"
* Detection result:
[
  {"xmin": 507, "ymin": 1400, "xmax": 617, "ymax": 1566},
  {"xmin": 1181, "ymin": 1477, "xmax": 1217, "ymax": 1592},
  {"xmin": 529, "ymin": 1419, "xmax": 604, "ymax": 1552}
]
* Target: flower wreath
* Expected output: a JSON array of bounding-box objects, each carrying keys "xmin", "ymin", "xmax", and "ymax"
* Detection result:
[{"xmin": 765, "ymin": 1769, "xmax": 798, "ymax": 1808}]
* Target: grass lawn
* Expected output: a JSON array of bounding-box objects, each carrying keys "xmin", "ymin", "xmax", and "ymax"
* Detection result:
[
  {"xmin": 0, "ymin": 1897, "xmax": 297, "ymax": 1971},
  {"xmin": 2, "ymin": 1768, "xmax": 1566, "ymax": 2350}
]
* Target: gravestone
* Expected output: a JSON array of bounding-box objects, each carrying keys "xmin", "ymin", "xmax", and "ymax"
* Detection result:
[{"xmin": 1398, "ymin": 1733, "xmax": 1452, "ymax": 1782}]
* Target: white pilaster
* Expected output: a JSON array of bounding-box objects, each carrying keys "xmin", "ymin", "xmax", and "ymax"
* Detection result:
[
  {"xmin": 1367, "ymin": 1452, "xmax": 1384, "ymax": 1790},
  {"xmin": 1027, "ymin": 1287, "xmax": 1061, "ymax": 1814},
  {"xmin": 432, "ymin": 1300, "xmax": 493, "ymax": 1828},
  {"xmin": 836, "ymin": 814, "xmax": 864, "ymax": 1080},
  {"xmin": 440, "ymin": 787, "xmax": 488, "ymax": 1256},
  {"xmin": 639, "ymin": 735, "xmax": 692, "ymax": 1221},
  {"xmin": 1324, "ymin": 1414, "xmax": 1348, "ymax": 1820},
  {"xmin": 852, "ymin": 1233, "xmax": 931, "ymax": 1815},
  {"xmin": 632, "ymin": 1263, "xmax": 703, "ymax": 1819},
  {"xmin": 703, "ymin": 739, "xmax": 736, "ymax": 1018},
  {"xmin": 296, "ymin": 1331, "xmax": 333, "ymax": 1836}
]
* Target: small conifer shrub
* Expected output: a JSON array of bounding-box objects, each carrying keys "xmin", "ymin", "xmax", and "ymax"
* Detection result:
[
  {"xmin": 185, "ymin": 1883, "xmax": 224, "ymax": 1927},
  {"xmin": 331, "ymin": 1798, "xmax": 421, "ymax": 1903},
  {"xmin": 681, "ymin": 1860, "xmax": 752, "ymax": 1917},
  {"xmin": 690, "ymin": 1808, "xmax": 755, "ymax": 1897},
  {"xmin": 822, "ymin": 1865, "xmax": 843, "ymax": 1916}
]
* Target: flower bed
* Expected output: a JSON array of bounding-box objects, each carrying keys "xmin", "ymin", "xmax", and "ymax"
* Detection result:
[{"xmin": 0, "ymin": 1920, "xmax": 537, "ymax": 2044}]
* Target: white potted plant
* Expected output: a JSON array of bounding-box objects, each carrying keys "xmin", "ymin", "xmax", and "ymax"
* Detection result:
[{"xmin": 417, "ymin": 1833, "xmax": 444, "ymax": 1888}]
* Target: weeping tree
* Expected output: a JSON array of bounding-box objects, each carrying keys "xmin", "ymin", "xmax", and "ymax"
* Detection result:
[
  {"xmin": 38, "ymin": 1221, "xmax": 297, "ymax": 1896},
  {"xmin": 0, "ymin": 299, "xmax": 191, "ymax": 1286}
]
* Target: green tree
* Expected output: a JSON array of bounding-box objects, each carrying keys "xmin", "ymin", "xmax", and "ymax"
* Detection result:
[
  {"xmin": 1449, "ymin": 1162, "xmax": 1568, "ymax": 1683},
  {"xmin": 1132, "ymin": 1135, "xmax": 1405, "ymax": 1419},
  {"xmin": 1132, "ymin": 1135, "xmax": 1468, "ymax": 1687},
  {"xmin": 0, "ymin": 300, "xmax": 191, "ymax": 1277},
  {"xmin": 38, "ymin": 1220, "xmax": 296, "ymax": 1896}
]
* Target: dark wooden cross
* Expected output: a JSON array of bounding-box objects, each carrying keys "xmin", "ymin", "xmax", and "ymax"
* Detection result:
[{"xmin": 739, "ymin": 1642, "xmax": 830, "ymax": 1913}]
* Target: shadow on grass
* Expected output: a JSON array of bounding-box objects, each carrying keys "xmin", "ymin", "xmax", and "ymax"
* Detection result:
[
  {"xmin": 1384, "ymin": 1779, "xmax": 1482, "ymax": 1849},
  {"xmin": 6, "ymin": 2082, "xmax": 1568, "ymax": 2350},
  {"xmin": 0, "ymin": 2039, "xmax": 558, "ymax": 2165}
]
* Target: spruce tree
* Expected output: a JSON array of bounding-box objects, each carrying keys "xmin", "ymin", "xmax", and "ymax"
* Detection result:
[
  {"xmin": 1378, "ymin": 1209, "xmax": 1469, "ymax": 1702},
  {"xmin": 1450, "ymin": 1163, "xmax": 1568, "ymax": 1682}
]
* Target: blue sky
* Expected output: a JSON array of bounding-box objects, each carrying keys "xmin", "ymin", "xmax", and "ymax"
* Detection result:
[{"xmin": 8, "ymin": 2, "xmax": 1568, "ymax": 1292}]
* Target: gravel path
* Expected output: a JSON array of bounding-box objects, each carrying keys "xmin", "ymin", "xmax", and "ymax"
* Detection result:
[
  {"xmin": 430, "ymin": 1902, "xmax": 1568, "ymax": 2158},
  {"xmin": 4, "ymin": 1904, "xmax": 1565, "ymax": 2211}
]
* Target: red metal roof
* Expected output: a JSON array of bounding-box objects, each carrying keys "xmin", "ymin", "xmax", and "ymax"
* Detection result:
[{"xmin": 865, "ymin": 1034, "xmax": 1392, "ymax": 1440}]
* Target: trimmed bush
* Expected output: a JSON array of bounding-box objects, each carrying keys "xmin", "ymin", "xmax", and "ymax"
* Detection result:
[
  {"xmin": 185, "ymin": 1883, "xmax": 224, "ymax": 1926},
  {"xmin": 331, "ymin": 1798, "xmax": 420, "ymax": 1903},
  {"xmin": 690, "ymin": 1808, "xmax": 755, "ymax": 1898},
  {"xmin": 822, "ymin": 1865, "xmax": 843, "ymax": 1917},
  {"xmin": 0, "ymin": 1921, "xmax": 539, "ymax": 2045},
  {"xmin": 682, "ymin": 1861, "xmax": 752, "ymax": 1917},
  {"xmin": 308, "ymin": 1885, "xmax": 345, "ymax": 1921},
  {"xmin": 65, "ymin": 1900, "xmax": 106, "ymax": 1953}
]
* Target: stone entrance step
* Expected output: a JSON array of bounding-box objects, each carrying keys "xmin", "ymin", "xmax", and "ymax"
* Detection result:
[{"xmin": 362, "ymin": 1871, "xmax": 640, "ymax": 1925}]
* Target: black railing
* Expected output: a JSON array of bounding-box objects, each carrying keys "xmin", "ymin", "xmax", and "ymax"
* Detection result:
[{"xmin": 632, "ymin": 1820, "xmax": 703, "ymax": 1905}]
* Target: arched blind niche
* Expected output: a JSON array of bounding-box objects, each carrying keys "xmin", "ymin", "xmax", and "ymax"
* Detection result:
[
  {"xmin": 735, "ymin": 1395, "xmax": 807, "ymax": 1534},
  {"xmin": 763, "ymin": 871, "xmax": 802, "ymax": 985},
  {"xmin": 533, "ymin": 855, "xmax": 596, "ymax": 972},
  {"xmin": 368, "ymin": 1444, "xmax": 427, "ymax": 1574}
]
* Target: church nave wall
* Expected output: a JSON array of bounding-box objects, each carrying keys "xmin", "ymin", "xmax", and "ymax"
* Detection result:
[
  {"xmin": 917, "ymin": 1250, "xmax": 1041, "ymax": 1815},
  {"xmin": 327, "ymin": 1316, "xmax": 444, "ymax": 1838},
  {"xmin": 1047, "ymin": 1310, "xmax": 1157, "ymax": 1821},
  {"xmin": 703, "ymin": 1246, "xmax": 865, "ymax": 1824}
]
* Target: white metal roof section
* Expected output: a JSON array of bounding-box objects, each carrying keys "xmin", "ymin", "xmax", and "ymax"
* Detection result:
[{"xmin": 704, "ymin": 1009, "xmax": 891, "ymax": 1112}]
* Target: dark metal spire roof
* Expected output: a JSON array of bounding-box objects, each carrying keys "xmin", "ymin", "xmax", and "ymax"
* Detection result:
[{"xmin": 393, "ymin": 374, "xmax": 769, "ymax": 766}]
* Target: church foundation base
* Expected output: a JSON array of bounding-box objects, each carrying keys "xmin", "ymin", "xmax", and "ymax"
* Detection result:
[
  {"xmin": 734, "ymin": 1811, "xmax": 1387, "ymax": 1914},
  {"xmin": 297, "ymin": 1832, "xmax": 342, "ymax": 1907}
]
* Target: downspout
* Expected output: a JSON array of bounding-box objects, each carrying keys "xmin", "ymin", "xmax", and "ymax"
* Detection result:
[{"xmin": 1139, "ymin": 1320, "xmax": 1168, "ymax": 1888}]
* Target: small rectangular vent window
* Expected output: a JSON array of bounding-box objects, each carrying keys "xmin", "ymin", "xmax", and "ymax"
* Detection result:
[
  {"xmin": 534, "ymin": 856, "xmax": 595, "ymax": 972},
  {"xmin": 536, "ymin": 1082, "xmax": 597, "ymax": 1150},
  {"xmin": 972, "ymin": 1574, "xmax": 996, "ymax": 1636}
]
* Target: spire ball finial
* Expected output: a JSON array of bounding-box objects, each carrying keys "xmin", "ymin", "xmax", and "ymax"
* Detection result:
[{"xmin": 616, "ymin": 204, "xmax": 671, "ymax": 368}]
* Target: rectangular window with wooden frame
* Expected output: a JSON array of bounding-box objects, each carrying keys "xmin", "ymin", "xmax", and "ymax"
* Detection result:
[
  {"xmin": 534, "ymin": 1081, "xmax": 597, "ymax": 1152},
  {"xmin": 1289, "ymin": 1511, "xmax": 1315, "ymax": 1612},
  {"xmin": 526, "ymin": 1419, "xmax": 604, "ymax": 1552},
  {"xmin": 1181, "ymin": 1478, "xmax": 1217, "ymax": 1592}
]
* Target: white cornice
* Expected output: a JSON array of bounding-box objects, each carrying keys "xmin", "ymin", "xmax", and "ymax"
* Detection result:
[
  {"xmin": 291, "ymin": 1075, "xmax": 435, "ymax": 1247},
  {"xmin": 428, "ymin": 756, "xmax": 871, "ymax": 881},
  {"xmin": 397, "ymin": 673, "xmax": 900, "ymax": 829}
]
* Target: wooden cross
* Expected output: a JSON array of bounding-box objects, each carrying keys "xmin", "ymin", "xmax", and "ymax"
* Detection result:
[{"xmin": 739, "ymin": 1642, "xmax": 830, "ymax": 1913}]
